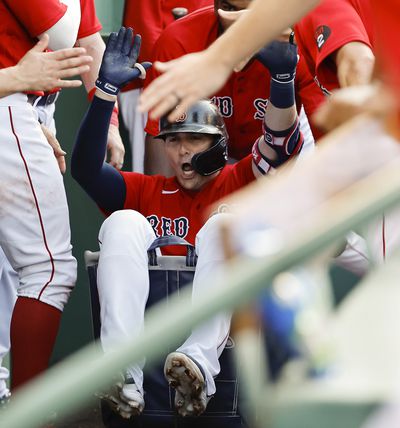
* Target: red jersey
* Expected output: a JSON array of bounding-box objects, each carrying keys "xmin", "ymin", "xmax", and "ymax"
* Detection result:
[
  {"xmin": 0, "ymin": 0, "xmax": 101, "ymax": 68},
  {"xmin": 0, "ymin": 0, "xmax": 66, "ymax": 68},
  {"xmin": 119, "ymin": 155, "xmax": 254, "ymax": 255},
  {"xmin": 145, "ymin": 6, "xmax": 324, "ymax": 160},
  {"xmin": 370, "ymin": 0, "xmax": 400, "ymax": 101},
  {"xmin": 77, "ymin": 0, "xmax": 102, "ymax": 39},
  {"xmin": 295, "ymin": 0, "xmax": 373, "ymax": 93},
  {"xmin": 122, "ymin": 0, "xmax": 213, "ymax": 91}
]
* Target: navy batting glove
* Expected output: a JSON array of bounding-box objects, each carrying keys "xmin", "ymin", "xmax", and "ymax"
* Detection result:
[
  {"xmin": 256, "ymin": 40, "xmax": 298, "ymax": 83},
  {"xmin": 96, "ymin": 27, "xmax": 152, "ymax": 96}
]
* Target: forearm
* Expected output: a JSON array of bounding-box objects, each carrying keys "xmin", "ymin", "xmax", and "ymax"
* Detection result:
[
  {"xmin": 210, "ymin": 0, "xmax": 320, "ymax": 69},
  {"xmin": 0, "ymin": 66, "xmax": 25, "ymax": 97},
  {"xmin": 77, "ymin": 33, "xmax": 106, "ymax": 93},
  {"xmin": 72, "ymin": 93, "xmax": 126, "ymax": 211},
  {"xmin": 335, "ymin": 41, "xmax": 375, "ymax": 87}
]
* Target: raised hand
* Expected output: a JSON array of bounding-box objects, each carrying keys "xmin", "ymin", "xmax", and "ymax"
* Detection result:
[
  {"xmin": 96, "ymin": 27, "xmax": 152, "ymax": 96},
  {"xmin": 256, "ymin": 39, "xmax": 298, "ymax": 82}
]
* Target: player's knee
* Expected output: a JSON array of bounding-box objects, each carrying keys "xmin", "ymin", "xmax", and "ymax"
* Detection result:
[
  {"xmin": 99, "ymin": 210, "xmax": 155, "ymax": 251},
  {"xmin": 100, "ymin": 210, "xmax": 148, "ymax": 236}
]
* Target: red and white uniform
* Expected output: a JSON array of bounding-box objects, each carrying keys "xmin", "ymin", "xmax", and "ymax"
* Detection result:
[
  {"xmin": 120, "ymin": 155, "xmax": 254, "ymax": 254},
  {"xmin": 120, "ymin": 0, "xmax": 213, "ymax": 172},
  {"xmin": 0, "ymin": 0, "xmax": 99, "ymax": 394},
  {"xmin": 98, "ymin": 156, "xmax": 254, "ymax": 394},
  {"xmin": 295, "ymin": 0, "xmax": 373, "ymax": 93},
  {"xmin": 145, "ymin": 6, "xmax": 324, "ymax": 160}
]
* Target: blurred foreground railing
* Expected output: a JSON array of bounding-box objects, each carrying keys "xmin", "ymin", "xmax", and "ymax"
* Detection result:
[{"xmin": 2, "ymin": 117, "xmax": 400, "ymax": 428}]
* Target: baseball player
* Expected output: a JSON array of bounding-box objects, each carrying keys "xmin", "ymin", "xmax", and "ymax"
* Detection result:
[
  {"xmin": 143, "ymin": 0, "xmax": 324, "ymax": 175},
  {"xmin": 294, "ymin": 0, "xmax": 374, "ymax": 94},
  {"xmin": 0, "ymin": 34, "xmax": 91, "ymax": 408},
  {"xmin": 120, "ymin": 0, "xmax": 213, "ymax": 172},
  {"xmin": 0, "ymin": 0, "xmax": 121, "ymax": 397},
  {"xmin": 72, "ymin": 27, "xmax": 303, "ymax": 418}
]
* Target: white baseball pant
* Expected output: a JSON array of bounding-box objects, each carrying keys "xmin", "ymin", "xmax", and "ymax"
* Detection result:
[{"xmin": 97, "ymin": 210, "xmax": 230, "ymax": 396}]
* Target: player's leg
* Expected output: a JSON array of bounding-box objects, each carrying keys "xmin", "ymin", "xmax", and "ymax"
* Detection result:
[
  {"xmin": 165, "ymin": 213, "xmax": 231, "ymax": 416},
  {"xmin": 0, "ymin": 94, "xmax": 77, "ymax": 389},
  {"xmin": 118, "ymin": 88, "xmax": 147, "ymax": 173},
  {"xmin": 0, "ymin": 247, "xmax": 17, "ymax": 403},
  {"xmin": 97, "ymin": 209, "xmax": 156, "ymax": 417}
]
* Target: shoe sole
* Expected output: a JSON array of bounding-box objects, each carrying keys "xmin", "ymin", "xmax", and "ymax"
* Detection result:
[{"xmin": 164, "ymin": 352, "xmax": 207, "ymax": 417}]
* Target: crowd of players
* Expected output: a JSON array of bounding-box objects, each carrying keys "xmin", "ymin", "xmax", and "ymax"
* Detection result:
[{"xmin": 0, "ymin": 0, "xmax": 399, "ymax": 425}]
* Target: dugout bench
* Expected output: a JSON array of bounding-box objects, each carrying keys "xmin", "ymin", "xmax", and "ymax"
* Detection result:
[{"xmin": 84, "ymin": 236, "xmax": 246, "ymax": 428}]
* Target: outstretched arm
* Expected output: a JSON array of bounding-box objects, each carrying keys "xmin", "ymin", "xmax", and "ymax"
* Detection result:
[
  {"xmin": 72, "ymin": 27, "xmax": 151, "ymax": 212},
  {"xmin": 251, "ymin": 40, "xmax": 303, "ymax": 177},
  {"xmin": 139, "ymin": 0, "xmax": 319, "ymax": 121}
]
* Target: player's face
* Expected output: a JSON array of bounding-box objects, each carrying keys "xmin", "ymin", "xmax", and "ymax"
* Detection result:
[{"xmin": 164, "ymin": 132, "xmax": 218, "ymax": 191}]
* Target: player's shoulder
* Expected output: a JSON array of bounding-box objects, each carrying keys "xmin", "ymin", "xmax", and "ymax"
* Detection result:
[{"xmin": 121, "ymin": 171, "xmax": 168, "ymax": 189}]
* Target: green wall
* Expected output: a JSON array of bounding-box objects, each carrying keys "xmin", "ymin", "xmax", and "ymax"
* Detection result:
[{"xmin": 94, "ymin": 0, "xmax": 124, "ymax": 35}]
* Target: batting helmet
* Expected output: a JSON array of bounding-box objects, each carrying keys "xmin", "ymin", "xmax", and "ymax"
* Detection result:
[{"xmin": 157, "ymin": 100, "xmax": 228, "ymax": 176}]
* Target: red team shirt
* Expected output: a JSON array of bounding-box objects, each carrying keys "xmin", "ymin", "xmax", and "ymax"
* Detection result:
[
  {"xmin": 295, "ymin": 0, "xmax": 373, "ymax": 93},
  {"xmin": 119, "ymin": 156, "xmax": 255, "ymax": 255},
  {"xmin": 145, "ymin": 6, "xmax": 324, "ymax": 160},
  {"xmin": 122, "ymin": 0, "xmax": 213, "ymax": 91},
  {"xmin": 0, "ymin": 0, "xmax": 101, "ymax": 68}
]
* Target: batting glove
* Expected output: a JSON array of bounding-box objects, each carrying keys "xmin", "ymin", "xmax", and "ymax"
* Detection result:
[
  {"xmin": 96, "ymin": 27, "xmax": 152, "ymax": 96},
  {"xmin": 256, "ymin": 39, "xmax": 299, "ymax": 83}
]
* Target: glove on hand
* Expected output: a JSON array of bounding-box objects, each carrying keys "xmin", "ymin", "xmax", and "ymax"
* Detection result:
[
  {"xmin": 256, "ymin": 39, "xmax": 298, "ymax": 83},
  {"xmin": 96, "ymin": 27, "xmax": 152, "ymax": 96}
]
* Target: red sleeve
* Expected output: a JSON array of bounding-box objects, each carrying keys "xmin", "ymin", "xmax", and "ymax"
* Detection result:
[
  {"xmin": 144, "ymin": 30, "xmax": 187, "ymax": 136},
  {"xmin": 295, "ymin": 54, "xmax": 326, "ymax": 139},
  {"xmin": 295, "ymin": 0, "xmax": 372, "ymax": 83},
  {"xmin": 220, "ymin": 155, "xmax": 255, "ymax": 193},
  {"xmin": 120, "ymin": 171, "xmax": 145, "ymax": 211},
  {"xmin": 77, "ymin": 0, "xmax": 102, "ymax": 39},
  {"xmin": 4, "ymin": 0, "xmax": 67, "ymax": 37}
]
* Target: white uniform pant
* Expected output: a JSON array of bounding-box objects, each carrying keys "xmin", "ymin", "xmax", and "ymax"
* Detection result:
[
  {"xmin": 0, "ymin": 93, "xmax": 77, "ymax": 390},
  {"xmin": 98, "ymin": 210, "xmax": 229, "ymax": 395},
  {"xmin": 118, "ymin": 89, "xmax": 147, "ymax": 173}
]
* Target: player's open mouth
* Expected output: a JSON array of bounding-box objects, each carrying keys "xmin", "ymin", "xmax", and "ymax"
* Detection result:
[{"xmin": 181, "ymin": 162, "xmax": 195, "ymax": 177}]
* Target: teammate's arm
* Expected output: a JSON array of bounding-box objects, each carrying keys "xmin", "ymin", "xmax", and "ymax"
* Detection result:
[
  {"xmin": 335, "ymin": 41, "xmax": 375, "ymax": 87},
  {"xmin": 0, "ymin": 35, "xmax": 92, "ymax": 98},
  {"xmin": 139, "ymin": 0, "xmax": 320, "ymax": 120}
]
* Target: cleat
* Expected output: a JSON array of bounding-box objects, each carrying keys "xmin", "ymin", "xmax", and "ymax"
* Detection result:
[
  {"xmin": 97, "ymin": 374, "xmax": 144, "ymax": 419},
  {"xmin": 164, "ymin": 352, "xmax": 211, "ymax": 417}
]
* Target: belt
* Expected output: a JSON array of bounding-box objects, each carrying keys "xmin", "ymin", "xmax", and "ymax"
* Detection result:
[{"xmin": 27, "ymin": 92, "xmax": 59, "ymax": 107}]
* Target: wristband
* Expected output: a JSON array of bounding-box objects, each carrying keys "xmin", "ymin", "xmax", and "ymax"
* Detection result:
[{"xmin": 95, "ymin": 78, "xmax": 120, "ymax": 96}]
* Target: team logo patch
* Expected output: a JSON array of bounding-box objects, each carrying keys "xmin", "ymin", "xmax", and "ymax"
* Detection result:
[
  {"xmin": 175, "ymin": 112, "xmax": 187, "ymax": 122},
  {"xmin": 314, "ymin": 25, "xmax": 331, "ymax": 51}
]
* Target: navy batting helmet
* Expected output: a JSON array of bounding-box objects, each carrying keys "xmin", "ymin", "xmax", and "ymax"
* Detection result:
[{"xmin": 157, "ymin": 100, "xmax": 228, "ymax": 176}]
